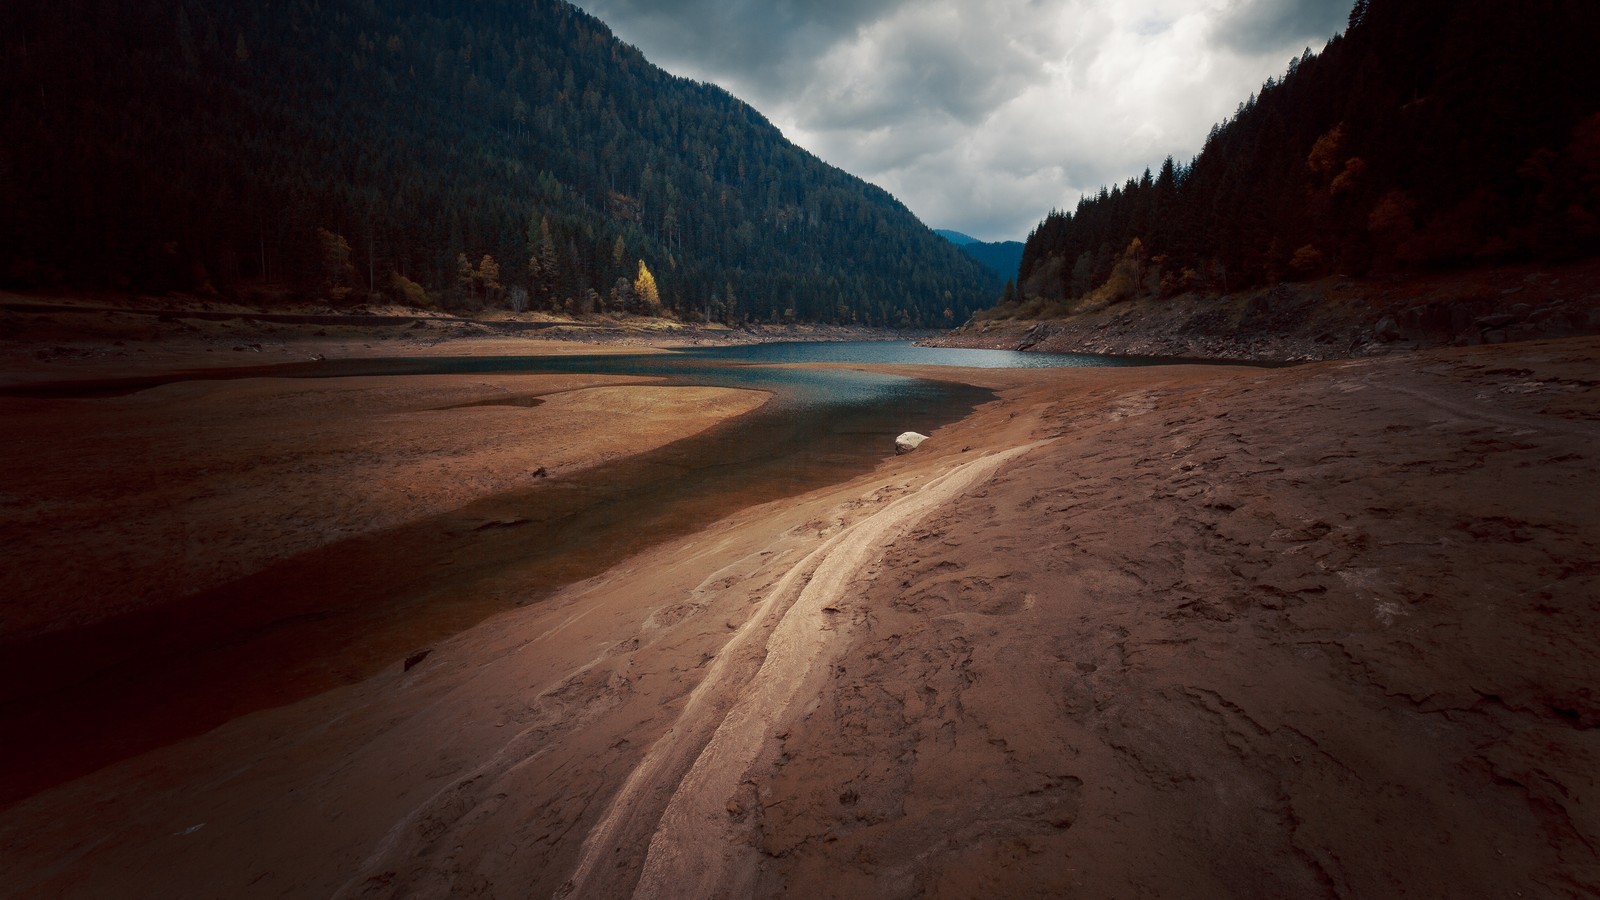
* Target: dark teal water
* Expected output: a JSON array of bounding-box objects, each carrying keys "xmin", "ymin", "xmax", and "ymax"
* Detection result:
[
  {"xmin": 3, "ymin": 340, "xmax": 1156, "ymax": 400},
  {"xmin": 667, "ymin": 340, "xmax": 1152, "ymax": 368}
]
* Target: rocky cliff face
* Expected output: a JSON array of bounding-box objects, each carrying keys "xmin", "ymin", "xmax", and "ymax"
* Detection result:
[{"xmin": 928, "ymin": 261, "xmax": 1600, "ymax": 361}]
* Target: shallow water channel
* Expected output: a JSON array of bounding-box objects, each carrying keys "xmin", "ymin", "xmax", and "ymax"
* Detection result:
[{"xmin": 0, "ymin": 342, "xmax": 1153, "ymax": 804}]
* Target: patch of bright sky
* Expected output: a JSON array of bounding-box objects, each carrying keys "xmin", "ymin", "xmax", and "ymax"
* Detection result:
[{"xmin": 576, "ymin": 0, "xmax": 1351, "ymax": 242}]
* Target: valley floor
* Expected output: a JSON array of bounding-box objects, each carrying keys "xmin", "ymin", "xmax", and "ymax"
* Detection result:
[{"xmin": 2, "ymin": 330, "xmax": 1598, "ymax": 898}]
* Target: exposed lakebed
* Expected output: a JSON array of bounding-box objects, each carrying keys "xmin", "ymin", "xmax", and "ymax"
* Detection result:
[{"xmin": 1, "ymin": 342, "xmax": 1161, "ymax": 804}]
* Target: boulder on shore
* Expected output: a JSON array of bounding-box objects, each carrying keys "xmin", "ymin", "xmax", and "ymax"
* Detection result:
[{"xmin": 895, "ymin": 432, "xmax": 928, "ymax": 454}]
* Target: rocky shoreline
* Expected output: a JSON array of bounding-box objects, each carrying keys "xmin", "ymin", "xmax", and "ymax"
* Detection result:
[
  {"xmin": 0, "ymin": 291, "xmax": 936, "ymax": 384},
  {"xmin": 924, "ymin": 260, "xmax": 1600, "ymax": 362},
  {"xmin": 0, "ymin": 290, "xmax": 931, "ymax": 358}
]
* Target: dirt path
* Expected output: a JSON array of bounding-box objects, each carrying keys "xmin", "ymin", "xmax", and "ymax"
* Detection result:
[{"xmin": 564, "ymin": 441, "xmax": 1047, "ymax": 899}]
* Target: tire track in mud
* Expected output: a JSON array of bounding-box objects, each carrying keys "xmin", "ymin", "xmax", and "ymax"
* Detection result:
[
  {"xmin": 559, "ymin": 441, "xmax": 1048, "ymax": 900},
  {"xmin": 1360, "ymin": 374, "xmax": 1600, "ymax": 439}
]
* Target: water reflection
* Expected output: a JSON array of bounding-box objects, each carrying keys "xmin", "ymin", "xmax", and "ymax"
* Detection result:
[
  {"xmin": 1, "ymin": 340, "xmax": 1178, "ymax": 401},
  {"xmin": 668, "ymin": 339, "xmax": 1144, "ymax": 369}
]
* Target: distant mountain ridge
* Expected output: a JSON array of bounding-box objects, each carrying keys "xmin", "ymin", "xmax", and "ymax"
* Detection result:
[
  {"xmin": 0, "ymin": 0, "xmax": 998, "ymax": 326},
  {"xmin": 936, "ymin": 231, "xmax": 1025, "ymax": 282}
]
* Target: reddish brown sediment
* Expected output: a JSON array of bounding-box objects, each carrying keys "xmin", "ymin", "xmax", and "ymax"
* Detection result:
[
  {"xmin": 0, "ymin": 359, "xmax": 769, "ymax": 805},
  {"xmin": 0, "ymin": 375, "xmax": 766, "ymax": 640},
  {"xmin": 1, "ymin": 335, "xmax": 1597, "ymax": 898}
]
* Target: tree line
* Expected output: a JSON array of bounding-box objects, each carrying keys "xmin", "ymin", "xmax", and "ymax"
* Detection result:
[
  {"xmin": 1009, "ymin": 0, "xmax": 1600, "ymax": 314},
  {"xmin": 0, "ymin": 0, "xmax": 998, "ymax": 326}
]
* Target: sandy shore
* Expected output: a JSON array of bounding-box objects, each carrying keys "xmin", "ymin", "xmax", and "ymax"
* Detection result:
[
  {"xmin": 0, "ymin": 341, "xmax": 773, "ymax": 806},
  {"xmin": 0, "ymin": 291, "xmax": 925, "ymax": 387},
  {"xmin": 0, "ymin": 374, "xmax": 767, "ymax": 640},
  {"xmin": 2, "ymin": 335, "xmax": 1597, "ymax": 897}
]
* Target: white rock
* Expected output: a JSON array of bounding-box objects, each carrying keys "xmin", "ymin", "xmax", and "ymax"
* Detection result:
[{"xmin": 895, "ymin": 431, "xmax": 929, "ymax": 454}]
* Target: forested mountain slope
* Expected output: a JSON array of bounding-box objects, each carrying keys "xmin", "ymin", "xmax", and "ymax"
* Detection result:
[
  {"xmin": 934, "ymin": 230, "xmax": 1025, "ymax": 282},
  {"xmin": 961, "ymin": 241, "xmax": 1025, "ymax": 284},
  {"xmin": 0, "ymin": 0, "xmax": 997, "ymax": 325},
  {"xmin": 1013, "ymin": 0, "xmax": 1600, "ymax": 309}
]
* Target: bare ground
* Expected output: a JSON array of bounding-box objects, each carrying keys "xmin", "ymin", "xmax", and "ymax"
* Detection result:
[
  {"xmin": 0, "ymin": 374, "xmax": 767, "ymax": 641},
  {"xmin": 0, "ymin": 334, "xmax": 770, "ymax": 806},
  {"xmin": 0, "ymin": 289, "xmax": 922, "ymax": 386},
  {"xmin": 929, "ymin": 259, "xmax": 1600, "ymax": 362},
  {"xmin": 1, "ymin": 334, "xmax": 1597, "ymax": 898}
]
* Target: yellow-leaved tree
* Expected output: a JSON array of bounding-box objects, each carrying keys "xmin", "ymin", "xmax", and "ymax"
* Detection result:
[{"xmin": 633, "ymin": 260, "xmax": 661, "ymax": 313}]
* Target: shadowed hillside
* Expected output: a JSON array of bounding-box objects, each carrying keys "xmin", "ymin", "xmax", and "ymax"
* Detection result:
[
  {"xmin": 937, "ymin": 231, "xmax": 1026, "ymax": 283},
  {"xmin": 0, "ymin": 0, "xmax": 997, "ymax": 325}
]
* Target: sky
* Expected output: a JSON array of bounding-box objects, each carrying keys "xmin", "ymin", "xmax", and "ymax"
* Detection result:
[{"xmin": 574, "ymin": 0, "xmax": 1353, "ymax": 242}]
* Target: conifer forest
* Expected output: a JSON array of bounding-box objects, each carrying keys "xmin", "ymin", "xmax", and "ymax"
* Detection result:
[{"xmin": 0, "ymin": 0, "xmax": 1000, "ymax": 326}]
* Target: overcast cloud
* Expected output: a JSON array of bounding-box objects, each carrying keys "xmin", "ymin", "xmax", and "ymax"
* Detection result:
[{"xmin": 575, "ymin": 0, "xmax": 1351, "ymax": 242}]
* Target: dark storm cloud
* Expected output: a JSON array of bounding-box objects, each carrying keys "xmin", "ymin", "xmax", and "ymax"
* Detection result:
[
  {"xmin": 796, "ymin": 5, "xmax": 1054, "ymax": 132},
  {"xmin": 576, "ymin": 0, "xmax": 1353, "ymax": 242},
  {"xmin": 579, "ymin": 0, "xmax": 902, "ymax": 92},
  {"xmin": 1211, "ymin": 0, "xmax": 1352, "ymax": 54}
]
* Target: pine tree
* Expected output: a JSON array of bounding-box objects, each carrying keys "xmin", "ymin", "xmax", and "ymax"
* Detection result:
[
  {"xmin": 456, "ymin": 252, "xmax": 477, "ymax": 305},
  {"xmin": 477, "ymin": 255, "xmax": 502, "ymax": 303},
  {"xmin": 317, "ymin": 228, "xmax": 355, "ymax": 302},
  {"xmin": 176, "ymin": 6, "xmax": 199, "ymax": 69},
  {"xmin": 531, "ymin": 218, "xmax": 557, "ymax": 309},
  {"xmin": 1348, "ymin": 0, "xmax": 1370, "ymax": 31}
]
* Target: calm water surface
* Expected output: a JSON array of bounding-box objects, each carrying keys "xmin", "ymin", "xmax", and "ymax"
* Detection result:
[
  {"xmin": 5, "ymin": 340, "xmax": 1158, "ymax": 399},
  {"xmin": 669, "ymin": 339, "xmax": 1151, "ymax": 368}
]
